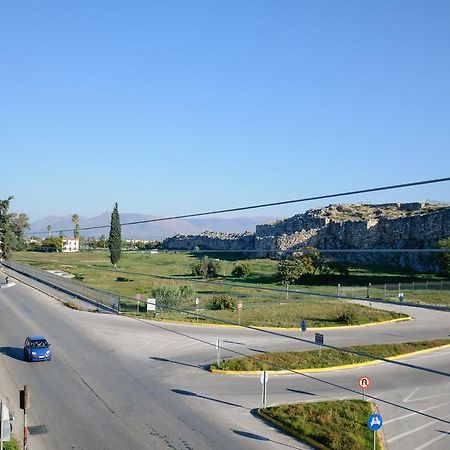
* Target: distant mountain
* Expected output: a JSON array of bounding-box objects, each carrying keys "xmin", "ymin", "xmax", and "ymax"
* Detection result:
[{"xmin": 28, "ymin": 213, "xmax": 277, "ymax": 240}]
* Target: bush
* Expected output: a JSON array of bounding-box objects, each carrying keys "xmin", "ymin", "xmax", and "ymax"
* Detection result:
[
  {"xmin": 337, "ymin": 305, "xmax": 360, "ymax": 325},
  {"xmin": 231, "ymin": 262, "xmax": 251, "ymax": 278},
  {"xmin": 151, "ymin": 286, "xmax": 182, "ymax": 310},
  {"xmin": 179, "ymin": 285, "xmax": 195, "ymax": 299},
  {"xmin": 192, "ymin": 256, "xmax": 221, "ymax": 278},
  {"xmin": 211, "ymin": 294, "xmax": 236, "ymax": 311}
]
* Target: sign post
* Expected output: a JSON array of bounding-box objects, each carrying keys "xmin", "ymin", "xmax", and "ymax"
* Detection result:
[
  {"xmin": 260, "ymin": 370, "xmax": 269, "ymax": 408},
  {"xmin": 135, "ymin": 293, "xmax": 142, "ymax": 315},
  {"xmin": 195, "ymin": 298, "xmax": 199, "ymax": 322},
  {"xmin": 358, "ymin": 376, "xmax": 371, "ymax": 400},
  {"xmin": 398, "ymin": 292, "xmax": 404, "ymax": 303},
  {"xmin": 216, "ymin": 339, "xmax": 221, "ymax": 368},
  {"xmin": 315, "ymin": 333, "xmax": 324, "ymax": 357},
  {"xmin": 300, "ymin": 320, "xmax": 307, "ymax": 351},
  {"xmin": 146, "ymin": 298, "xmax": 156, "ymax": 316},
  {"xmin": 237, "ymin": 300, "xmax": 243, "ymax": 325},
  {"xmin": 368, "ymin": 413, "xmax": 383, "ymax": 450}
]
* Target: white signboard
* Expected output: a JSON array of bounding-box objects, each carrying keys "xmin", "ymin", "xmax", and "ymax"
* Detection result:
[{"xmin": 147, "ymin": 298, "xmax": 156, "ymax": 311}]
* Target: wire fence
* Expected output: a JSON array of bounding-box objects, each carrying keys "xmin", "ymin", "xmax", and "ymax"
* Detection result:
[{"xmin": 3, "ymin": 260, "xmax": 120, "ymax": 312}]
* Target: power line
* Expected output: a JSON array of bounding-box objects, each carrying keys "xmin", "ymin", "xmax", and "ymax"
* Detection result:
[
  {"xmin": 134, "ymin": 316, "xmax": 450, "ymax": 426},
  {"xmin": 27, "ymin": 176, "xmax": 450, "ymax": 235}
]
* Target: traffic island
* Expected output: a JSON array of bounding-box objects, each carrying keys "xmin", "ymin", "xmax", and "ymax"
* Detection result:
[
  {"xmin": 257, "ymin": 400, "xmax": 384, "ymax": 450},
  {"xmin": 210, "ymin": 340, "xmax": 450, "ymax": 374}
]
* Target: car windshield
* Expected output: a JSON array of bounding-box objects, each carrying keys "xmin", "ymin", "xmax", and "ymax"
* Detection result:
[{"xmin": 30, "ymin": 340, "xmax": 49, "ymax": 348}]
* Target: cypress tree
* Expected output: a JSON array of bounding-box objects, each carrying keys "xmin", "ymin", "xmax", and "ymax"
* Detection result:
[{"xmin": 108, "ymin": 202, "xmax": 122, "ymax": 267}]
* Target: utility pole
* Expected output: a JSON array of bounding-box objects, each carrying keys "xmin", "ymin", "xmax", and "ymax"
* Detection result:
[{"xmin": 20, "ymin": 385, "xmax": 30, "ymax": 450}]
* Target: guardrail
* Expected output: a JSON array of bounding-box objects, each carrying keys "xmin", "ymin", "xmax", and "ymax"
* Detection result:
[{"xmin": 3, "ymin": 260, "xmax": 120, "ymax": 313}]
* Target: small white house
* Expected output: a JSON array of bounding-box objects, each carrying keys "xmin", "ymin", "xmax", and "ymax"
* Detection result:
[{"xmin": 62, "ymin": 237, "xmax": 80, "ymax": 252}]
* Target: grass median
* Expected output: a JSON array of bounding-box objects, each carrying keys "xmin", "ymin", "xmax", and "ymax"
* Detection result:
[
  {"xmin": 258, "ymin": 400, "xmax": 382, "ymax": 450},
  {"xmin": 211, "ymin": 339, "xmax": 450, "ymax": 372}
]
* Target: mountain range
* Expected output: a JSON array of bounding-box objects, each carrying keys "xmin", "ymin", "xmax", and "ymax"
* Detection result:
[{"xmin": 29, "ymin": 213, "xmax": 277, "ymax": 240}]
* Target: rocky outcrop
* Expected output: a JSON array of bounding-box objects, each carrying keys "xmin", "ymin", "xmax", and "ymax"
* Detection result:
[{"xmin": 162, "ymin": 203, "xmax": 450, "ymax": 271}]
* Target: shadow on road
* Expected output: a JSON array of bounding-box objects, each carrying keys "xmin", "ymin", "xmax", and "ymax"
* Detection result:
[
  {"xmin": 171, "ymin": 389, "xmax": 245, "ymax": 409},
  {"xmin": 286, "ymin": 388, "xmax": 316, "ymax": 396},
  {"xmin": 232, "ymin": 430, "xmax": 302, "ymax": 449},
  {"xmin": 0, "ymin": 346, "xmax": 24, "ymax": 361},
  {"xmin": 150, "ymin": 356, "xmax": 206, "ymax": 370}
]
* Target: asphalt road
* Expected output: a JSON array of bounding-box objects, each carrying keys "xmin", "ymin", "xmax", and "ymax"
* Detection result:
[{"xmin": 1, "ymin": 272, "xmax": 449, "ymax": 449}]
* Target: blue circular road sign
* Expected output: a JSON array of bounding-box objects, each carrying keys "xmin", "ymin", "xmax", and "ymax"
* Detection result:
[{"xmin": 368, "ymin": 413, "xmax": 383, "ymax": 431}]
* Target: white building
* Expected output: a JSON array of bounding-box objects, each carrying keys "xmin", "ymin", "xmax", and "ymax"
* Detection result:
[{"xmin": 62, "ymin": 237, "xmax": 80, "ymax": 252}]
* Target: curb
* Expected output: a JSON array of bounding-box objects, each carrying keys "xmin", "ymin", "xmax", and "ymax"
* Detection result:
[
  {"xmin": 210, "ymin": 343, "xmax": 450, "ymax": 376},
  {"xmin": 146, "ymin": 315, "xmax": 412, "ymax": 331}
]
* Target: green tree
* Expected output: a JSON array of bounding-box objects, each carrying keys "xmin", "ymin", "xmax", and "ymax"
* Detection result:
[
  {"xmin": 72, "ymin": 214, "xmax": 80, "ymax": 239},
  {"xmin": 231, "ymin": 262, "xmax": 251, "ymax": 278},
  {"xmin": 0, "ymin": 196, "xmax": 14, "ymax": 259},
  {"xmin": 47, "ymin": 224, "xmax": 52, "ymax": 238},
  {"xmin": 108, "ymin": 202, "xmax": 122, "ymax": 267},
  {"xmin": 59, "ymin": 230, "xmax": 64, "ymax": 238},
  {"xmin": 9, "ymin": 212, "xmax": 30, "ymax": 251},
  {"xmin": 276, "ymin": 256, "xmax": 304, "ymax": 299},
  {"xmin": 192, "ymin": 256, "xmax": 221, "ymax": 278},
  {"xmin": 39, "ymin": 237, "xmax": 63, "ymax": 252},
  {"xmin": 151, "ymin": 286, "xmax": 181, "ymax": 309}
]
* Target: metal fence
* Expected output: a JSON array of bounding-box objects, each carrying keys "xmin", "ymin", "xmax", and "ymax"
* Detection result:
[{"xmin": 4, "ymin": 260, "xmax": 120, "ymax": 313}]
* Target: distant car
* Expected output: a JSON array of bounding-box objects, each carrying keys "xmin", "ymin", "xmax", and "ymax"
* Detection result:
[{"xmin": 24, "ymin": 336, "xmax": 52, "ymax": 362}]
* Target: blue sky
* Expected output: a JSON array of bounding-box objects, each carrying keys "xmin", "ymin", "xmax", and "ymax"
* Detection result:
[{"xmin": 1, "ymin": 0, "xmax": 449, "ymax": 222}]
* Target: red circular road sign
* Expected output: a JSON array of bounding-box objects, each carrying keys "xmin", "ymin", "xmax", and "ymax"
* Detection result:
[
  {"xmin": 237, "ymin": 301, "xmax": 243, "ymax": 311},
  {"xmin": 359, "ymin": 376, "xmax": 371, "ymax": 389}
]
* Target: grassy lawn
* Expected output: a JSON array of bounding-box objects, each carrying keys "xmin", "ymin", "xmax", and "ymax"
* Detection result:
[
  {"xmin": 259, "ymin": 400, "xmax": 381, "ymax": 450},
  {"xmin": 11, "ymin": 251, "xmax": 448, "ymax": 327},
  {"xmin": 212, "ymin": 339, "xmax": 450, "ymax": 371}
]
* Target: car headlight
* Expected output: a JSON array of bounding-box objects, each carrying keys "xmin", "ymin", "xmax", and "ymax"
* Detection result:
[
  {"xmin": 31, "ymin": 352, "xmax": 37, "ymax": 356},
  {"xmin": 45, "ymin": 350, "xmax": 50, "ymax": 355}
]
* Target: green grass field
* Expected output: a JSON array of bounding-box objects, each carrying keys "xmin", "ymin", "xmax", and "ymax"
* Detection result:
[
  {"xmin": 259, "ymin": 400, "xmax": 381, "ymax": 450},
  {"xmin": 11, "ymin": 251, "xmax": 449, "ymax": 326},
  {"xmin": 211, "ymin": 339, "xmax": 450, "ymax": 371}
]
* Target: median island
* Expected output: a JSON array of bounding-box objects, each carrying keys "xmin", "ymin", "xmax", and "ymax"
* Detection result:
[
  {"xmin": 258, "ymin": 400, "xmax": 383, "ymax": 450},
  {"xmin": 211, "ymin": 339, "xmax": 450, "ymax": 373}
]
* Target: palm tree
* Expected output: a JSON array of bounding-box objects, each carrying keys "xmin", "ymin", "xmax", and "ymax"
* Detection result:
[{"xmin": 72, "ymin": 214, "xmax": 80, "ymax": 239}]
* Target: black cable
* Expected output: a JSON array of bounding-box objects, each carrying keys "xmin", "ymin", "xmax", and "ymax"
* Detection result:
[
  {"xmin": 135, "ymin": 316, "xmax": 450, "ymax": 426},
  {"xmin": 26, "ymin": 176, "xmax": 450, "ymax": 235}
]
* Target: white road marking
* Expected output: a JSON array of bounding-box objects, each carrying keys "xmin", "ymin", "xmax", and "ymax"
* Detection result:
[
  {"xmin": 383, "ymin": 401, "xmax": 450, "ymax": 424},
  {"xmin": 405, "ymin": 393, "xmax": 450, "ymax": 403},
  {"xmin": 386, "ymin": 414, "xmax": 450, "ymax": 443},
  {"xmin": 411, "ymin": 429, "xmax": 450, "ymax": 450},
  {"xmin": 403, "ymin": 387, "xmax": 420, "ymax": 402}
]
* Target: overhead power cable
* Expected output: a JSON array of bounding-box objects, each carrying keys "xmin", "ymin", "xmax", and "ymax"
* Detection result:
[
  {"xmin": 135, "ymin": 316, "xmax": 450, "ymax": 426},
  {"xmin": 27, "ymin": 176, "xmax": 450, "ymax": 235}
]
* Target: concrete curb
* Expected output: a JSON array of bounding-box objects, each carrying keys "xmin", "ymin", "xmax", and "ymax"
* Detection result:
[
  {"xmin": 149, "ymin": 315, "xmax": 412, "ymax": 331},
  {"xmin": 210, "ymin": 343, "xmax": 450, "ymax": 376}
]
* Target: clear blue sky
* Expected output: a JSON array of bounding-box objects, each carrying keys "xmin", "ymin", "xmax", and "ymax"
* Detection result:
[{"xmin": 1, "ymin": 0, "xmax": 449, "ymax": 222}]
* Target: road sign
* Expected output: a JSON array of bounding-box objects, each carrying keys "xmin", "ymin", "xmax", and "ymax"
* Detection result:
[
  {"xmin": 135, "ymin": 293, "xmax": 142, "ymax": 301},
  {"xmin": 237, "ymin": 301, "xmax": 243, "ymax": 311},
  {"xmin": 1, "ymin": 401, "xmax": 12, "ymax": 443},
  {"xmin": 146, "ymin": 298, "xmax": 156, "ymax": 311},
  {"xmin": 398, "ymin": 292, "xmax": 404, "ymax": 302},
  {"xmin": 315, "ymin": 333, "xmax": 324, "ymax": 345},
  {"xmin": 195, "ymin": 297, "xmax": 199, "ymax": 306},
  {"xmin": 260, "ymin": 371, "xmax": 269, "ymax": 384},
  {"xmin": 300, "ymin": 320, "xmax": 307, "ymax": 332},
  {"xmin": 359, "ymin": 376, "xmax": 371, "ymax": 389},
  {"xmin": 368, "ymin": 413, "xmax": 383, "ymax": 431}
]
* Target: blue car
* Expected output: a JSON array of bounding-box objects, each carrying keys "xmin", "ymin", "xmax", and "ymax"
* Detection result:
[{"xmin": 24, "ymin": 336, "xmax": 52, "ymax": 362}]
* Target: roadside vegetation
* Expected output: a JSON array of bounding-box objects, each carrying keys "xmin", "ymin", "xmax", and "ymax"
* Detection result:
[
  {"xmin": 10, "ymin": 250, "xmax": 449, "ymax": 324},
  {"xmin": 259, "ymin": 400, "xmax": 382, "ymax": 450},
  {"xmin": 211, "ymin": 339, "xmax": 450, "ymax": 371}
]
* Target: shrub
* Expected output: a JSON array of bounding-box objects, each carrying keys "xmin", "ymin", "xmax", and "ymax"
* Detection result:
[
  {"xmin": 337, "ymin": 305, "xmax": 360, "ymax": 325},
  {"xmin": 151, "ymin": 286, "xmax": 182, "ymax": 310},
  {"xmin": 179, "ymin": 285, "xmax": 195, "ymax": 299},
  {"xmin": 211, "ymin": 294, "xmax": 236, "ymax": 311},
  {"xmin": 231, "ymin": 262, "xmax": 251, "ymax": 278},
  {"xmin": 192, "ymin": 256, "xmax": 221, "ymax": 278}
]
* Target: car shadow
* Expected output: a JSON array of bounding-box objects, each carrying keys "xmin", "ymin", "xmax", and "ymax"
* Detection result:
[
  {"xmin": 171, "ymin": 388, "xmax": 246, "ymax": 409},
  {"xmin": 150, "ymin": 356, "xmax": 207, "ymax": 370},
  {"xmin": 0, "ymin": 346, "xmax": 25, "ymax": 361}
]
